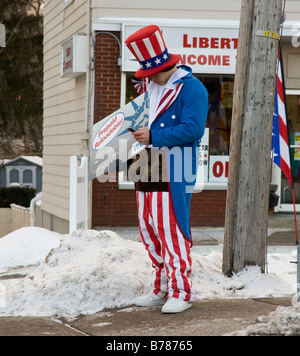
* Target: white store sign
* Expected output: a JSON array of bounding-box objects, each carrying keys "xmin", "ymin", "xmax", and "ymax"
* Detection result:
[
  {"xmin": 61, "ymin": 34, "xmax": 88, "ymax": 78},
  {"xmin": 197, "ymin": 128, "xmax": 209, "ymax": 184},
  {"xmin": 209, "ymin": 156, "xmax": 229, "ymax": 183},
  {"xmin": 123, "ymin": 25, "xmax": 239, "ymax": 74}
]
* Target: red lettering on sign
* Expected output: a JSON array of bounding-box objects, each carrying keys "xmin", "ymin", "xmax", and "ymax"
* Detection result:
[
  {"xmin": 213, "ymin": 161, "xmax": 224, "ymax": 178},
  {"xmin": 179, "ymin": 54, "xmax": 231, "ymax": 67},
  {"xmin": 212, "ymin": 160, "xmax": 229, "ymax": 178},
  {"xmin": 211, "ymin": 38, "xmax": 219, "ymax": 49},
  {"xmin": 223, "ymin": 55, "xmax": 230, "ymax": 66},
  {"xmin": 193, "ymin": 37, "xmax": 198, "ymax": 48},
  {"xmin": 199, "ymin": 37, "xmax": 209, "ymax": 48},
  {"xmin": 93, "ymin": 113, "xmax": 125, "ymax": 151},
  {"xmin": 231, "ymin": 38, "xmax": 239, "ymax": 49},
  {"xmin": 187, "ymin": 54, "xmax": 197, "ymax": 65},
  {"xmin": 182, "ymin": 34, "xmax": 239, "ymax": 49},
  {"xmin": 183, "ymin": 34, "xmax": 191, "ymax": 48},
  {"xmin": 198, "ymin": 55, "xmax": 207, "ymax": 65},
  {"xmin": 221, "ymin": 38, "xmax": 231, "ymax": 49},
  {"xmin": 208, "ymin": 55, "xmax": 221, "ymax": 66},
  {"xmin": 66, "ymin": 47, "xmax": 71, "ymax": 57},
  {"xmin": 65, "ymin": 60, "xmax": 72, "ymax": 70},
  {"xmin": 225, "ymin": 161, "xmax": 229, "ymax": 178}
]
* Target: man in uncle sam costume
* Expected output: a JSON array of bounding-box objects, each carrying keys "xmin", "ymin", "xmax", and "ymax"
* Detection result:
[{"xmin": 126, "ymin": 25, "xmax": 208, "ymax": 313}]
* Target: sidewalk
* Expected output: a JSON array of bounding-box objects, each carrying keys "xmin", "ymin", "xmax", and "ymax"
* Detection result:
[
  {"xmin": 0, "ymin": 297, "xmax": 292, "ymax": 336},
  {"xmin": 0, "ymin": 214, "xmax": 298, "ymax": 336}
]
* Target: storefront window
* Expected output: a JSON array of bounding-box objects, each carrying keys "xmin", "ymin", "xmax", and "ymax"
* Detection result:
[
  {"xmin": 281, "ymin": 94, "xmax": 300, "ymax": 204},
  {"xmin": 196, "ymin": 75, "xmax": 233, "ymax": 157},
  {"xmin": 126, "ymin": 74, "xmax": 139, "ymax": 103}
]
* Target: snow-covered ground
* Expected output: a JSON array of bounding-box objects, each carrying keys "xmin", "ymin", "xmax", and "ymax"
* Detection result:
[
  {"xmin": 0, "ymin": 227, "xmax": 299, "ymax": 335},
  {"xmin": 227, "ymin": 306, "xmax": 300, "ymax": 336},
  {"xmin": 0, "ymin": 227, "xmax": 61, "ymax": 274}
]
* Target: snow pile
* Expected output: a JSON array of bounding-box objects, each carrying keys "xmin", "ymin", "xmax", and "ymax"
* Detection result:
[
  {"xmin": 0, "ymin": 229, "xmax": 152, "ymax": 317},
  {"xmin": 0, "ymin": 227, "xmax": 297, "ymax": 319},
  {"xmin": 228, "ymin": 306, "xmax": 300, "ymax": 336},
  {"xmin": 0, "ymin": 227, "xmax": 61, "ymax": 273}
]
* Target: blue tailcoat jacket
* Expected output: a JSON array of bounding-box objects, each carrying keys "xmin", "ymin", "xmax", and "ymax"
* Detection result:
[{"xmin": 150, "ymin": 66, "xmax": 209, "ymax": 243}]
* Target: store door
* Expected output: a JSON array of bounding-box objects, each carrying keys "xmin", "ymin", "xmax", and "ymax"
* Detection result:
[{"xmin": 280, "ymin": 93, "xmax": 300, "ymax": 209}]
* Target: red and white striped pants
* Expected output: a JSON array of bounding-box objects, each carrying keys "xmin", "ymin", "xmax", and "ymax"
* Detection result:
[{"xmin": 136, "ymin": 191, "xmax": 194, "ymax": 302}]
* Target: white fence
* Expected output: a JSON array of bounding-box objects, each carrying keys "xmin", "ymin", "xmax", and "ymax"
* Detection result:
[
  {"xmin": 0, "ymin": 204, "xmax": 31, "ymax": 238},
  {"xmin": 69, "ymin": 156, "xmax": 88, "ymax": 233}
]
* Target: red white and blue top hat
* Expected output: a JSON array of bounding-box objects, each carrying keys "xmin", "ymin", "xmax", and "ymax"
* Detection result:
[{"xmin": 125, "ymin": 25, "xmax": 181, "ymax": 78}]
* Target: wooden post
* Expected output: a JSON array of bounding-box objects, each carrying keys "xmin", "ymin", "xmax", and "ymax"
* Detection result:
[{"xmin": 223, "ymin": 0, "xmax": 284, "ymax": 276}]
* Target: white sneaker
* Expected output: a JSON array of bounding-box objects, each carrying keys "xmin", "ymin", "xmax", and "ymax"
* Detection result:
[
  {"xmin": 162, "ymin": 298, "xmax": 192, "ymax": 314},
  {"xmin": 135, "ymin": 292, "xmax": 167, "ymax": 307}
]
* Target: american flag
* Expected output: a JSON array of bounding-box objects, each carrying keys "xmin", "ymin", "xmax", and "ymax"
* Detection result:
[
  {"xmin": 132, "ymin": 78, "xmax": 147, "ymax": 95},
  {"xmin": 272, "ymin": 48, "xmax": 292, "ymax": 186}
]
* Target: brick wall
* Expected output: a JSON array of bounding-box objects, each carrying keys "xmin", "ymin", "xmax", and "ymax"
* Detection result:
[
  {"xmin": 93, "ymin": 32, "xmax": 122, "ymax": 123},
  {"xmin": 191, "ymin": 190, "xmax": 226, "ymax": 227},
  {"xmin": 93, "ymin": 181, "xmax": 139, "ymax": 227},
  {"xmin": 92, "ymin": 32, "xmax": 226, "ymax": 228},
  {"xmin": 93, "ymin": 182, "xmax": 227, "ymax": 228}
]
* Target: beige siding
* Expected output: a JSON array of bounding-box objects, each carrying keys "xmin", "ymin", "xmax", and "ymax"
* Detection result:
[
  {"xmin": 286, "ymin": 0, "xmax": 300, "ymax": 21},
  {"xmin": 282, "ymin": 42, "xmax": 300, "ymax": 90},
  {"xmin": 91, "ymin": 0, "xmax": 300, "ymax": 22},
  {"xmin": 43, "ymin": 0, "xmax": 88, "ymax": 222},
  {"xmin": 91, "ymin": 0, "xmax": 243, "ymax": 20}
]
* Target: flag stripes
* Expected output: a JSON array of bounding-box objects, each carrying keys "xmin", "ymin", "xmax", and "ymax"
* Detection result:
[
  {"xmin": 155, "ymin": 82, "xmax": 183, "ymax": 119},
  {"xmin": 272, "ymin": 48, "xmax": 292, "ymax": 186},
  {"xmin": 136, "ymin": 191, "xmax": 194, "ymax": 302}
]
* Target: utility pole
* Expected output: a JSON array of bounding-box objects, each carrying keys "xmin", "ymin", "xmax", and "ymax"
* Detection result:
[
  {"xmin": 223, "ymin": 0, "xmax": 284, "ymax": 276},
  {"xmin": 0, "ymin": 24, "xmax": 5, "ymax": 47}
]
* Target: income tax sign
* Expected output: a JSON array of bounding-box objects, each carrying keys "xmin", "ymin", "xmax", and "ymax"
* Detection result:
[{"xmin": 124, "ymin": 24, "xmax": 239, "ymax": 74}]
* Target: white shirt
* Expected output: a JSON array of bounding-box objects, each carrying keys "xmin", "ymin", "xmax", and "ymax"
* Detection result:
[{"xmin": 147, "ymin": 68, "xmax": 188, "ymax": 129}]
